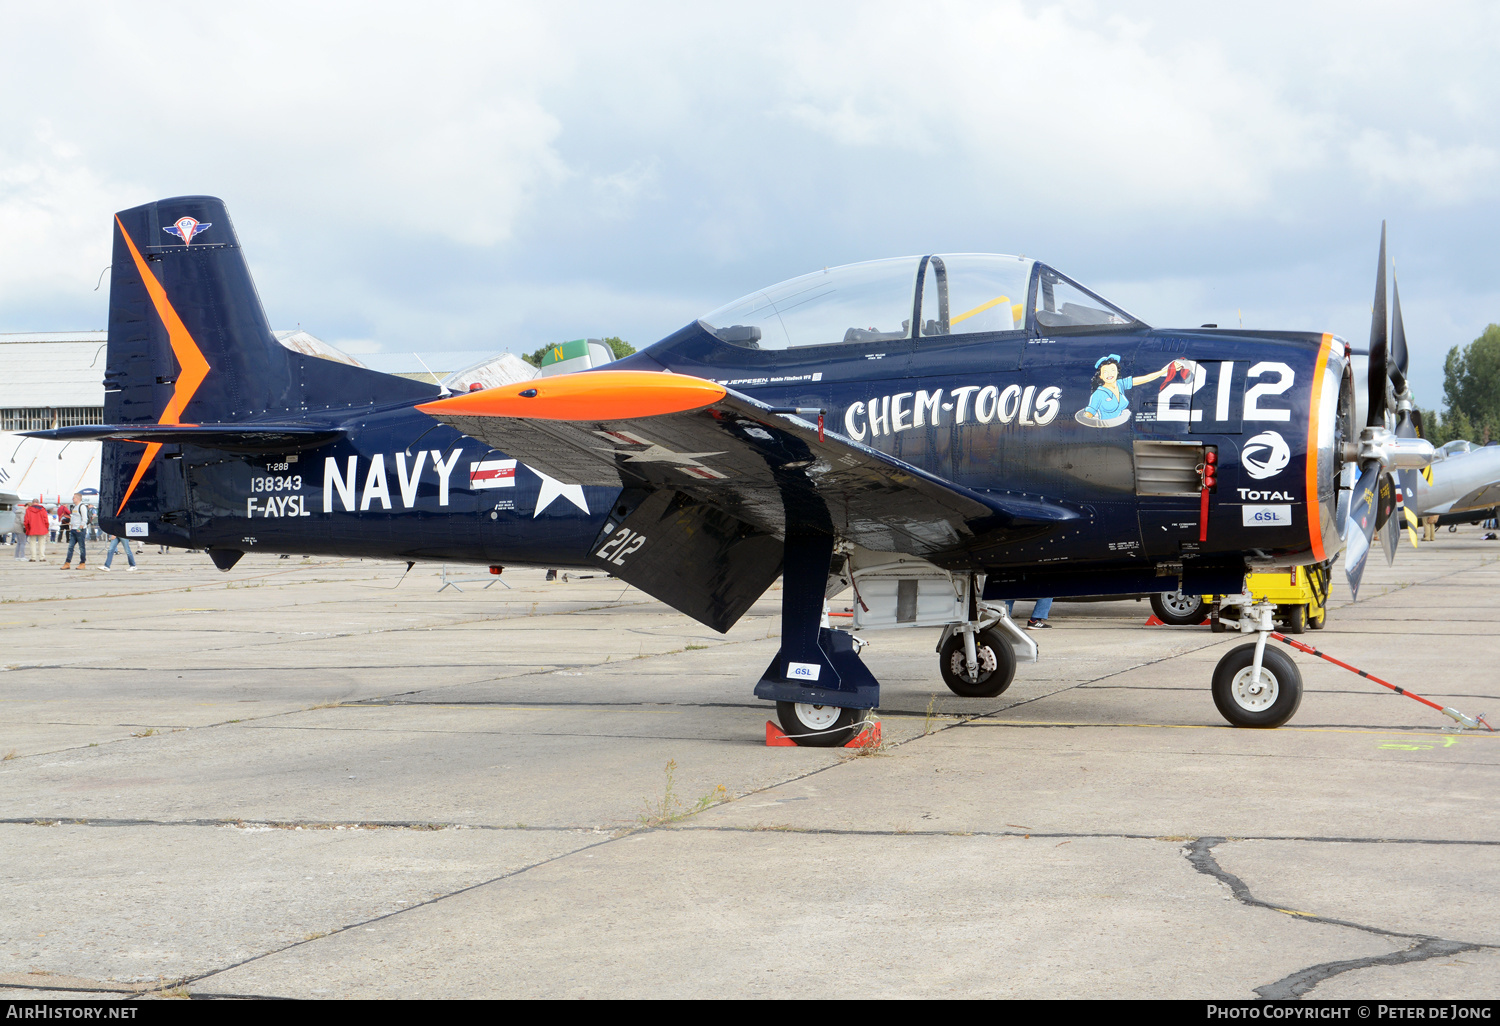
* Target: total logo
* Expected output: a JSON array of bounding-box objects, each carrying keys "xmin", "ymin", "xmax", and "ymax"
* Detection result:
[{"xmin": 1241, "ymin": 430, "xmax": 1291, "ymax": 480}]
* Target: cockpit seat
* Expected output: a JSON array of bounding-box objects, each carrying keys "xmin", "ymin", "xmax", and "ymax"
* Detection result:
[{"xmin": 711, "ymin": 324, "xmax": 763, "ymax": 348}]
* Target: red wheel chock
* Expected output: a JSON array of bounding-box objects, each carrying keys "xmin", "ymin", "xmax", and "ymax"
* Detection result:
[
  {"xmin": 764, "ymin": 720, "xmax": 883, "ymax": 748},
  {"xmin": 765, "ymin": 721, "xmax": 796, "ymax": 746},
  {"xmin": 1144, "ymin": 615, "xmax": 1211, "ymax": 627}
]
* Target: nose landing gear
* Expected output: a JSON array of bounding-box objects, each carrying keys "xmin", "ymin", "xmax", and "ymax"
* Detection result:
[{"xmin": 1211, "ymin": 598, "xmax": 1304, "ymax": 727}]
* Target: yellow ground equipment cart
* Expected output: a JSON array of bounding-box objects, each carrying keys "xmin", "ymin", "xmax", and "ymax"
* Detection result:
[
  {"xmin": 1149, "ymin": 562, "xmax": 1331, "ymax": 633},
  {"xmin": 1212, "ymin": 563, "xmax": 1331, "ymax": 634}
]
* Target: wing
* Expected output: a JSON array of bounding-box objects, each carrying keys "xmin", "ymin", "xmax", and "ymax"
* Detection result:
[
  {"xmin": 1448, "ymin": 480, "xmax": 1500, "ymax": 515},
  {"xmin": 420, "ymin": 370, "xmax": 1076, "ymax": 553},
  {"xmin": 418, "ymin": 370, "xmax": 1078, "ymax": 632}
]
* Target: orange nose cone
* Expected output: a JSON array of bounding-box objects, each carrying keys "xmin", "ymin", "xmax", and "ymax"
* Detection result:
[{"xmin": 416, "ymin": 370, "xmax": 727, "ymax": 421}]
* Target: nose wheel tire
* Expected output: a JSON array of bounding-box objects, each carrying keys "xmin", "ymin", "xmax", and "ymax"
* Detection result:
[
  {"xmin": 1151, "ymin": 591, "xmax": 1206, "ymax": 626},
  {"xmin": 775, "ymin": 701, "xmax": 872, "ymax": 747},
  {"xmin": 1211, "ymin": 642, "xmax": 1303, "ymax": 728},
  {"xmin": 939, "ymin": 628, "xmax": 1016, "ymax": 698}
]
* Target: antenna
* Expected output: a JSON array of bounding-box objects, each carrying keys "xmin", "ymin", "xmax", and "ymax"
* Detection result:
[{"xmin": 413, "ymin": 353, "xmax": 451, "ymax": 396}]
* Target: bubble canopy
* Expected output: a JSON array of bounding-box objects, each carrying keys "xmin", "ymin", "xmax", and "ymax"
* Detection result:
[{"xmin": 698, "ymin": 254, "xmax": 1141, "ymax": 351}]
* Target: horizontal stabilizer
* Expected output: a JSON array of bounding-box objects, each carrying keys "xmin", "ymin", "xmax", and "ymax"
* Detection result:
[{"xmin": 23, "ymin": 424, "xmax": 344, "ymax": 454}]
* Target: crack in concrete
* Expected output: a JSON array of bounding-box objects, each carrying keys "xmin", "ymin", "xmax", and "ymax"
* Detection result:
[
  {"xmin": 0, "ymin": 816, "xmax": 602, "ymax": 833},
  {"xmin": 9, "ymin": 814, "xmax": 1500, "ymax": 851},
  {"xmin": 166, "ymin": 830, "xmax": 626, "ymax": 996},
  {"xmin": 1257, "ymin": 940, "xmax": 1479, "ymax": 1000},
  {"xmin": 1184, "ymin": 837, "xmax": 1490, "ymax": 999}
]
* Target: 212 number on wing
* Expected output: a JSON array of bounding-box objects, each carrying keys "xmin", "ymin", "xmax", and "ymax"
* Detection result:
[{"xmin": 596, "ymin": 527, "xmax": 648, "ymax": 566}]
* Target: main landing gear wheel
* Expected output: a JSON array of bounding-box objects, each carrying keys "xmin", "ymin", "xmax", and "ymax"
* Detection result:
[
  {"xmin": 1151, "ymin": 590, "xmax": 1206, "ymax": 626},
  {"xmin": 775, "ymin": 701, "xmax": 871, "ymax": 747},
  {"xmin": 939, "ymin": 628, "xmax": 1017, "ymax": 698},
  {"xmin": 1211, "ymin": 642, "xmax": 1303, "ymax": 728}
]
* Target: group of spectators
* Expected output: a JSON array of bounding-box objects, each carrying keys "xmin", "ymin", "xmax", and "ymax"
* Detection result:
[{"xmin": 7, "ymin": 494, "xmax": 141, "ymax": 570}]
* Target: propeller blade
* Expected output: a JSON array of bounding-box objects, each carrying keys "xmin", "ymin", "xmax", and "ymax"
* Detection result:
[
  {"xmin": 1412, "ymin": 408, "xmax": 1426, "ymax": 438},
  {"xmin": 1368, "ymin": 222, "xmax": 1388, "ymax": 427},
  {"xmin": 1381, "ymin": 502, "xmax": 1400, "ymax": 566},
  {"xmin": 1396, "ymin": 466, "xmax": 1420, "ymax": 535},
  {"xmin": 1344, "ymin": 462, "xmax": 1383, "ymax": 600},
  {"xmin": 1374, "ymin": 471, "xmax": 1396, "ymax": 532},
  {"xmin": 1403, "ymin": 504, "xmax": 1421, "ymax": 549},
  {"xmin": 1390, "ymin": 274, "xmax": 1409, "ymax": 393}
]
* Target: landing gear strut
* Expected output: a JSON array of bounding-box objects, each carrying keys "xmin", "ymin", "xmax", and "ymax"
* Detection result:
[{"xmin": 754, "ymin": 532, "xmax": 879, "ymax": 747}]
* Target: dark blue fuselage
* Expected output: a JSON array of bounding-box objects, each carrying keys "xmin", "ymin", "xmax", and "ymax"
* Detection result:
[{"xmin": 115, "ymin": 317, "xmax": 1344, "ymax": 599}]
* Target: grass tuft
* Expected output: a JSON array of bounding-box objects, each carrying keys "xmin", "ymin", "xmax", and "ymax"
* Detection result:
[{"xmin": 638, "ymin": 760, "xmax": 730, "ymax": 826}]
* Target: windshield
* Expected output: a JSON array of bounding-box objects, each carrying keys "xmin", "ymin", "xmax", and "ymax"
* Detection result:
[
  {"xmin": 699, "ymin": 257, "xmax": 923, "ymax": 350},
  {"xmin": 1033, "ymin": 265, "xmax": 1140, "ymax": 330},
  {"xmin": 1438, "ymin": 439, "xmax": 1473, "ymax": 458}
]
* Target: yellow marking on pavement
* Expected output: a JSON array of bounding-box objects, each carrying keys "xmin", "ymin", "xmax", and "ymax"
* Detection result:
[
  {"xmin": 1378, "ymin": 735, "xmax": 1463, "ymax": 750},
  {"xmin": 1275, "ymin": 908, "xmax": 1318, "ymax": 917}
]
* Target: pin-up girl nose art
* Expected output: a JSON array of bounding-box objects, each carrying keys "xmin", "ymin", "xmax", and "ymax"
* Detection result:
[{"xmin": 1075, "ymin": 354, "xmax": 1190, "ymax": 428}]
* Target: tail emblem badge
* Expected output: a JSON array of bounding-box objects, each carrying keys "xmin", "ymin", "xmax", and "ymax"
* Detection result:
[{"xmin": 163, "ymin": 216, "xmax": 212, "ymax": 245}]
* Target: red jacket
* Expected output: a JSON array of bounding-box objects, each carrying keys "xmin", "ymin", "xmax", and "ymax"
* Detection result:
[{"xmin": 23, "ymin": 503, "xmax": 49, "ymax": 536}]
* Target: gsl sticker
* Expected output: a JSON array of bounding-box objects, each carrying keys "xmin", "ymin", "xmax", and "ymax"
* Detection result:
[
  {"xmin": 787, "ymin": 662, "xmax": 822, "ymax": 681},
  {"xmin": 125, "ymin": 522, "xmax": 149, "ymax": 537},
  {"xmin": 1242, "ymin": 505, "xmax": 1292, "ymax": 527}
]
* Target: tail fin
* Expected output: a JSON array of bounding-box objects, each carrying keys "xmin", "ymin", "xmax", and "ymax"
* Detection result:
[
  {"xmin": 99, "ymin": 196, "xmax": 434, "ymax": 530},
  {"xmin": 107, "ymin": 196, "xmax": 293, "ymax": 427}
]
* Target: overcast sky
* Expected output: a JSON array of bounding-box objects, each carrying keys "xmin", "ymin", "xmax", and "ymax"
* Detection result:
[{"xmin": 3, "ymin": 1, "xmax": 1498, "ymax": 403}]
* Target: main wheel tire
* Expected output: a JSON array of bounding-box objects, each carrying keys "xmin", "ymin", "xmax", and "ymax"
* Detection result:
[
  {"xmin": 1279, "ymin": 604, "xmax": 1307, "ymax": 634},
  {"xmin": 1211, "ymin": 642, "xmax": 1303, "ymax": 728},
  {"xmin": 1151, "ymin": 591, "xmax": 1206, "ymax": 626},
  {"xmin": 775, "ymin": 701, "xmax": 871, "ymax": 747},
  {"xmin": 938, "ymin": 628, "xmax": 1017, "ymax": 698}
]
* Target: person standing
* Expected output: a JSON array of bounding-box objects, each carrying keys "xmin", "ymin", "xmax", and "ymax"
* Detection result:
[
  {"xmin": 23, "ymin": 498, "xmax": 49, "ymax": 561},
  {"xmin": 60, "ymin": 500, "xmax": 86, "ymax": 569},
  {"xmin": 99, "ymin": 532, "xmax": 138, "ymax": 571}
]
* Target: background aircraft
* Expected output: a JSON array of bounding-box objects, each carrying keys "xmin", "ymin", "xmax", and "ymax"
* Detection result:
[
  {"xmin": 1410, "ymin": 440, "xmax": 1500, "ymax": 528},
  {"xmin": 31, "ymin": 196, "xmax": 1433, "ymax": 744}
]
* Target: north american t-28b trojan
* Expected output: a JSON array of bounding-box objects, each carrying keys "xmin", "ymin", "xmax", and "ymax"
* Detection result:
[{"xmin": 34, "ymin": 197, "xmax": 1434, "ymax": 745}]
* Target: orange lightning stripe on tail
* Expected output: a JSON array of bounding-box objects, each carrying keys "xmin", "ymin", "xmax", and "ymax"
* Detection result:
[{"xmin": 114, "ymin": 216, "xmax": 212, "ymax": 514}]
